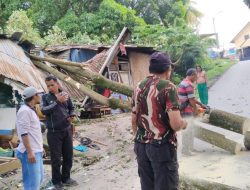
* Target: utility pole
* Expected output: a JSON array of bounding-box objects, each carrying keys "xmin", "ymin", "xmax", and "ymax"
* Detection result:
[
  {"xmin": 212, "ymin": 17, "xmax": 219, "ymax": 50},
  {"xmin": 212, "ymin": 11, "xmax": 222, "ymax": 56}
]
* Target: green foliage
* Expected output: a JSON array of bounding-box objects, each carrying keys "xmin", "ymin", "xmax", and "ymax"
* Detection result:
[
  {"xmin": 6, "ymin": 10, "xmax": 44, "ymax": 45},
  {"xmin": 69, "ymin": 32, "xmax": 100, "ymax": 45},
  {"xmin": 70, "ymin": 0, "xmax": 102, "ymax": 15},
  {"xmin": 0, "ymin": 0, "xmax": 26, "ymax": 32},
  {"xmin": 43, "ymin": 26, "xmax": 68, "ymax": 45},
  {"xmin": 133, "ymin": 24, "xmax": 206, "ymax": 76},
  {"xmin": 1, "ymin": 0, "xmax": 209, "ymax": 80},
  {"xmin": 90, "ymin": 0, "xmax": 145, "ymax": 38},
  {"xmin": 28, "ymin": 0, "xmax": 69, "ymax": 35},
  {"xmin": 56, "ymin": 11, "xmax": 80, "ymax": 37},
  {"xmin": 205, "ymin": 59, "xmax": 235, "ymax": 86},
  {"xmin": 117, "ymin": 0, "xmax": 201, "ymax": 27}
]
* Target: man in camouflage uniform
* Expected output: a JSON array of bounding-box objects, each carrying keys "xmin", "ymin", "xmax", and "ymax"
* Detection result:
[{"xmin": 132, "ymin": 52, "xmax": 187, "ymax": 190}]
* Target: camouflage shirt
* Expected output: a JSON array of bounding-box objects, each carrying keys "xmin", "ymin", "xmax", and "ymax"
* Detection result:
[{"xmin": 132, "ymin": 75, "xmax": 180, "ymax": 144}]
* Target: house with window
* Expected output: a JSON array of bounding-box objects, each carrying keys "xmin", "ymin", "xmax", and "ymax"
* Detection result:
[{"xmin": 231, "ymin": 22, "xmax": 250, "ymax": 60}]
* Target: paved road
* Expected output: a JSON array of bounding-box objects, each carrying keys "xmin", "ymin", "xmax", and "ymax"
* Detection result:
[
  {"xmin": 178, "ymin": 60, "xmax": 250, "ymax": 189},
  {"xmin": 209, "ymin": 60, "xmax": 250, "ymax": 118}
]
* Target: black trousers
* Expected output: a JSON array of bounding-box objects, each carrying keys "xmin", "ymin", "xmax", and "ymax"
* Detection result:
[
  {"xmin": 47, "ymin": 128, "xmax": 73, "ymax": 185},
  {"xmin": 134, "ymin": 142, "xmax": 179, "ymax": 190}
]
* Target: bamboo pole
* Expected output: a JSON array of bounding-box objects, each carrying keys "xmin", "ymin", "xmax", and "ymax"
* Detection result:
[{"xmin": 33, "ymin": 61, "xmax": 131, "ymax": 110}]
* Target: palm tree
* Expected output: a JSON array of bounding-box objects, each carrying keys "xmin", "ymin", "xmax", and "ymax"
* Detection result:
[{"xmin": 184, "ymin": 0, "xmax": 203, "ymax": 27}]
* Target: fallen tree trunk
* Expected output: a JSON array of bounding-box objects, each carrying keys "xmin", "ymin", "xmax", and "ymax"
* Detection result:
[
  {"xmin": 33, "ymin": 61, "xmax": 131, "ymax": 110},
  {"xmin": 194, "ymin": 121, "xmax": 243, "ymax": 154},
  {"xmin": 30, "ymin": 54, "xmax": 86, "ymax": 68},
  {"xmin": 209, "ymin": 109, "xmax": 250, "ymax": 135},
  {"xmin": 179, "ymin": 174, "xmax": 240, "ymax": 190},
  {"xmin": 29, "ymin": 54, "xmax": 133, "ymax": 97},
  {"xmin": 244, "ymin": 131, "xmax": 250, "ymax": 150}
]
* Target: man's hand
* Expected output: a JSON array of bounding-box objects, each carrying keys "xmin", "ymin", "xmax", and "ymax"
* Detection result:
[
  {"xmin": 55, "ymin": 92, "xmax": 68, "ymax": 103},
  {"xmin": 131, "ymin": 125, "xmax": 137, "ymax": 136},
  {"xmin": 67, "ymin": 116, "xmax": 75, "ymax": 123},
  {"xmin": 27, "ymin": 151, "xmax": 36, "ymax": 163},
  {"xmin": 200, "ymin": 104, "xmax": 208, "ymax": 109}
]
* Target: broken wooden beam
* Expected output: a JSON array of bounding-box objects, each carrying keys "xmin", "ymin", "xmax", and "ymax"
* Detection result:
[
  {"xmin": 194, "ymin": 121, "xmax": 243, "ymax": 154},
  {"xmin": 100, "ymin": 27, "xmax": 131, "ymax": 73},
  {"xmin": 0, "ymin": 157, "xmax": 20, "ymax": 174},
  {"xmin": 82, "ymin": 27, "xmax": 131, "ymax": 105},
  {"xmin": 209, "ymin": 109, "xmax": 250, "ymax": 135}
]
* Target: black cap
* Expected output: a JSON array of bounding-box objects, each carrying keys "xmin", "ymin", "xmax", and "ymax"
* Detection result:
[
  {"xmin": 186, "ymin": 68, "xmax": 197, "ymax": 76},
  {"xmin": 149, "ymin": 52, "xmax": 173, "ymax": 74}
]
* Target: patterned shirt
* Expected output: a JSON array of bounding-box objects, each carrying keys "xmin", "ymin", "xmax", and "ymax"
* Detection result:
[
  {"xmin": 178, "ymin": 78, "xmax": 195, "ymax": 115},
  {"xmin": 132, "ymin": 76, "xmax": 180, "ymax": 144}
]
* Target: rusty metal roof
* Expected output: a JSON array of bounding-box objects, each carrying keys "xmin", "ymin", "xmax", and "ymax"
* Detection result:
[
  {"xmin": 0, "ymin": 39, "xmax": 88, "ymax": 101},
  {"xmin": 0, "ymin": 39, "xmax": 47, "ymax": 92}
]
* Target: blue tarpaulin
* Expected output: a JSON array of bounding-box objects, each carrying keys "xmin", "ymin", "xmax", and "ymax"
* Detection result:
[{"xmin": 69, "ymin": 49, "xmax": 96, "ymax": 63}]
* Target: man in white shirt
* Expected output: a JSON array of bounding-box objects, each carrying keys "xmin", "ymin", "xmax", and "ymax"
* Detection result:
[{"xmin": 16, "ymin": 86, "xmax": 44, "ymax": 190}]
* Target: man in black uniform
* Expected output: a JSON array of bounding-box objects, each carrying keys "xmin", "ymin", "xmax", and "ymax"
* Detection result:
[{"xmin": 41, "ymin": 76, "xmax": 77, "ymax": 189}]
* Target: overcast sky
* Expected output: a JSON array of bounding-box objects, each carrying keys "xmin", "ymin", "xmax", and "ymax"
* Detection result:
[{"xmin": 194, "ymin": 0, "xmax": 250, "ymax": 49}]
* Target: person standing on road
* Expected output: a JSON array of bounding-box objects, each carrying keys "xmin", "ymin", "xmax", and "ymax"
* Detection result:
[
  {"xmin": 41, "ymin": 76, "xmax": 78, "ymax": 189},
  {"xmin": 196, "ymin": 65, "xmax": 208, "ymax": 105},
  {"xmin": 178, "ymin": 68, "xmax": 207, "ymax": 155},
  {"xmin": 132, "ymin": 52, "xmax": 187, "ymax": 190},
  {"xmin": 16, "ymin": 86, "xmax": 44, "ymax": 190}
]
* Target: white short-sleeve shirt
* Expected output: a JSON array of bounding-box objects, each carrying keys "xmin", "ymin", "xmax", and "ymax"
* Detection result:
[{"xmin": 16, "ymin": 104, "xmax": 43, "ymax": 153}]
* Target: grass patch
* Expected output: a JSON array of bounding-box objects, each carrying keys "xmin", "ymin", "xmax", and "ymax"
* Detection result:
[{"xmin": 205, "ymin": 59, "xmax": 236, "ymax": 86}]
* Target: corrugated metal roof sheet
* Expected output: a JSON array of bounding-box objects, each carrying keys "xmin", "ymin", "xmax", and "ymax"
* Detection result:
[
  {"xmin": 0, "ymin": 39, "xmax": 88, "ymax": 101},
  {"xmin": 45, "ymin": 45, "xmax": 99, "ymax": 53},
  {"xmin": 86, "ymin": 51, "xmax": 108, "ymax": 73},
  {"xmin": 0, "ymin": 39, "xmax": 47, "ymax": 92}
]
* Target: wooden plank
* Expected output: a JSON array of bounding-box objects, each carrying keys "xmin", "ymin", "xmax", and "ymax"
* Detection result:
[
  {"xmin": 0, "ymin": 157, "xmax": 17, "ymax": 161},
  {"xmin": 194, "ymin": 121, "xmax": 243, "ymax": 154},
  {"xmin": 0, "ymin": 158, "xmax": 20, "ymax": 174}
]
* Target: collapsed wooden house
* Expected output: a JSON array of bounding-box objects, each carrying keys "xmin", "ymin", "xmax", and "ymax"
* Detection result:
[
  {"xmin": 44, "ymin": 44, "xmax": 155, "ymax": 87},
  {"xmin": 40, "ymin": 42, "xmax": 155, "ymax": 116},
  {"xmin": 0, "ymin": 29, "xmax": 155, "ymax": 120}
]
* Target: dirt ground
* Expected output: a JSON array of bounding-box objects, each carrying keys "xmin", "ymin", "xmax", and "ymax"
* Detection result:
[
  {"xmin": 1, "ymin": 113, "xmax": 250, "ymax": 190},
  {"xmin": 0, "ymin": 113, "xmax": 141, "ymax": 190}
]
